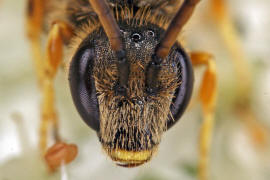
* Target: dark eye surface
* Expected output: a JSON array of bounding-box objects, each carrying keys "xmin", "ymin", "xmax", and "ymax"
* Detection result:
[
  {"xmin": 166, "ymin": 45, "xmax": 194, "ymax": 130},
  {"xmin": 69, "ymin": 46, "xmax": 100, "ymax": 132},
  {"xmin": 131, "ymin": 33, "xmax": 142, "ymax": 42}
]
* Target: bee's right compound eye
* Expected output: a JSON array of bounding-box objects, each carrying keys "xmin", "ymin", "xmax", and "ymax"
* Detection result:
[
  {"xmin": 69, "ymin": 46, "xmax": 100, "ymax": 132},
  {"xmin": 166, "ymin": 46, "xmax": 194, "ymax": 129}
]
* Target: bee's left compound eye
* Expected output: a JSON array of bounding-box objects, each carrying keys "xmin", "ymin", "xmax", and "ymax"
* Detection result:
[{"xmin": 69, "ymin": 46, "xmax": 100, "ymax": 131}]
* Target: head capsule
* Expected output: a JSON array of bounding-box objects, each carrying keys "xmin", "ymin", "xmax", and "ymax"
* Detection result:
[{"xmin": 69, "ymin": 20, "xmax": 193, "ymax": 167}]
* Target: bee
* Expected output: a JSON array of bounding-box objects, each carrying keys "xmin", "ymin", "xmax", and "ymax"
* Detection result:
[{"xmin": 26, "ymin": 0, "xmax": 216, "ymax": 179}]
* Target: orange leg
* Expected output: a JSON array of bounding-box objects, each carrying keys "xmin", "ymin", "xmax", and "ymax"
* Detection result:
[
  {"xmin": 26, "ymin": 0, "xmax": 45, "ymax": 85},
  {"xmin": 209, "ymin": 0, "xmax": 269, "ymax": 148},
  {"xmin": 39, "ymin": 21, "xmax": 71, "ymax": 151},
  {"xmin": 41, "ymin": 22, "xmax": 77, "ymax": 172},
  {"xmin": 190, "ymin": 52, "xmax": 217, "ymax": 180},
  {"xmin": 26, "ymin": 1, "xmax": 77, "ymax": 171},
  {"xmin": 209, "ymin": 0, "xmax": 251, "ymax": 96}
]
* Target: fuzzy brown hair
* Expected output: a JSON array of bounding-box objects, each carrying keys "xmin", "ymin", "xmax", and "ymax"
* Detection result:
[
  {"xmin": 88, "ymin": 7, "xmax": 181, "ymax": 154},
  {"xmin": 44, "ymin": 0, "xmax": 183, "ymax": 155}
]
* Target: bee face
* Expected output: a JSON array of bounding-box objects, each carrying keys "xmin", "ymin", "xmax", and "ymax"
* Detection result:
[{"xmin": 69, "ymin": 15, "xmax": 193, "ymax": 167}]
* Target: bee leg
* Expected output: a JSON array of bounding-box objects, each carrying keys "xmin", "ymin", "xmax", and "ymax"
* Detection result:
[
  {"xmin": 26, "ymin": 0, "xmax": 77, "ymax": 172},
  {"xmin": 40, "ymin": 21, "xmax": 77, "ymax": 172},
  {"xmin": 210, "ymin": 0, "xmax": 269, "ymax": 148},
  {"xmin": 190, "ymin": 52, "xmax": 217, "ymax": 180},
  {"xmin": 209, "ymin": 0, "xmax": 250, "ymax": 97},
  {"xmin": 26, "ymin": 0, "xmax": 45, "ymax": 85}
]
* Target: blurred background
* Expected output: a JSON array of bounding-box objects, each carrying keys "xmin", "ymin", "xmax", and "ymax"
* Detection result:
[{"xmin": 0, "ymin": 0, "xmax": 270, "ymax": 179}]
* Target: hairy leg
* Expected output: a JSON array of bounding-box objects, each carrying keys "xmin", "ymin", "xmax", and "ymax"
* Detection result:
[
  {"xmin": 209, "ymin": 0, "xmax": 269, "ymax": 148},
  {"xmin": 209, "ymin": 0, "xmax": 250, "ymax": 96},
  {"xmin": 41, "ymin": 21, "xmax": 77, "ymax": 172},
  {"xmin": 26, "ymin": 3, "xmax": 77, "ymax": 170},
  {"xmin": 26, "ymin": 0, "xmax": 45, "ymax": 84},
  {"xmin": 190, "ymin": 51, "xmax": 217, "ymax": 180}
]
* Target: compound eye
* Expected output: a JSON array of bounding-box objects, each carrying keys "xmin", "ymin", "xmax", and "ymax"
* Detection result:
[
  {"xmin": 69, "ymin": 47, "xmax": 100, "ymax": 132},
  {"xmin": 131, "ymin": 33, "xmax": 142, "ymax": 43},
  {"xmin": 166, "ymin": 45, "xmax": 194, "ymax": 130}
]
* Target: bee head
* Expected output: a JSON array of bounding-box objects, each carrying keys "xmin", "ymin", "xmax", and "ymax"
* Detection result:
[{"xmin": 69, "ymin": 15, "xmax": 193, "ymax": 167}]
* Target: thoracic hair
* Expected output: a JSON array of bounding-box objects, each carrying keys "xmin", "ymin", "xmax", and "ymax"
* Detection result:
[{"xmin": 42, "ymin": 0, "xmax": 183, "ymax": 32}]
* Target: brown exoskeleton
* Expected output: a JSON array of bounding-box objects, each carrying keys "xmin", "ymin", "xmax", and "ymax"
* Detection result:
[{"xmin": 26, "ymin": 0, "xmax": 217, "ymax": 179}]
